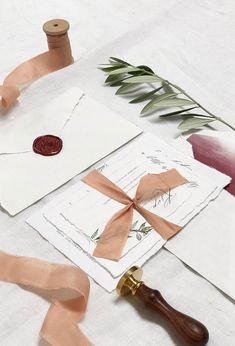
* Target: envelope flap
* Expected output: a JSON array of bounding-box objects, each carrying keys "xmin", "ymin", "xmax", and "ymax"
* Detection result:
[{"xmin": 0, "ymin": 87, "xmax": 84, "ymax": 153}]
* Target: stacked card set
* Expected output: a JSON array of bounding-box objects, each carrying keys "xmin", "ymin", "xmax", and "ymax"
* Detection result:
[{"xmin": 27, "ymin": 126, "xmax": 229, "ymax": 291}]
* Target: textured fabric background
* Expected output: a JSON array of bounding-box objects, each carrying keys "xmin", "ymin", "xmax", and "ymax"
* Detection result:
[{"xmin": 0, "ymin": 1, "xmax": 234, "ymax": 345}]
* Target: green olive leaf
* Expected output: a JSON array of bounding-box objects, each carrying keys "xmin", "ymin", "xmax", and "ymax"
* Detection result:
[
  {"xmin": 137, "ymin": 65, "xmax": 154, "ymax": 74},
  {"xmin": 105, "ymin": 73, "xmax": 125, "ymax": 83},
  {"xmin": 178, "ymin": 117, "xmax": 214, "ymax": 131},
  {"xmin": 141, "ymin": 226, "xmax": 153, "ymax": 233},
  {"xmin": 108, "ymin": 66, "xmax": 141, "ymax": 75},
  {"xmin": 142, "ymin": 98, "xmax": 195, "ymax": 114},
  {"xmin": 109, "ymin": 57, "xmax": 130, "ymax": 65},
  {"xmin": 109, "ymin": 77, "xmax": 132, "ymax": 86},
  {"xmin": 115, "ymin": 84, "xmax": 140, "ymax": 94},
  {"xmin": 159, "ymin": 106, "xmax": 198, "ymax": 117},
  {"xmin": 99, "ymin": 64, "xmax": 125, "ymax": 72},
  {"xmin": 157, "ymin": 98, "xmax": 195, "ymax": 107},
  {"xmin": 141, "ymin": 93, "xmax": 177, "ymax": 114},
  {"xmin": 129, "ymin": 86, "xmax": 163, "ymax": 104},
  {"xmin": 122, "ymin": 75, "xmax": 161, "ymax": 84}
]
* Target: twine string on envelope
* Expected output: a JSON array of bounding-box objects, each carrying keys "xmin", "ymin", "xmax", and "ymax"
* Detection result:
[
  {"xmin": 0, "ymin": 251, "xmax": 92, "ymax": 346},
  {"xmin": 82, "ymin": 168, "xmax": 188, "ymax": 261},
  {"xmin": 0, "ymin": 19, "xmax": 73, "ymax": 110}
]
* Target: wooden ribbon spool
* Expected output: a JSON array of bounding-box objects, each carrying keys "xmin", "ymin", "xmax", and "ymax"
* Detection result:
[{"xmin": 43, "ymin": 19, "xmax": 73, "ymax": 64}]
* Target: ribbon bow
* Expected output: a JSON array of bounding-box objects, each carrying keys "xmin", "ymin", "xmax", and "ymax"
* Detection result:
[{"xmin": 82, "ymin": 168, "xmax": 188, "ymax": 261}]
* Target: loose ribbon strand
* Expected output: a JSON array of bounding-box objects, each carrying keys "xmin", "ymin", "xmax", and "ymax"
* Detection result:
[
  {"xmin": 0, "ymin": 21, "xmax": 73, "ymax": 110},
  {"xmin": 0, "ymin": 251, "xmax": 92, "ymax": 346}
]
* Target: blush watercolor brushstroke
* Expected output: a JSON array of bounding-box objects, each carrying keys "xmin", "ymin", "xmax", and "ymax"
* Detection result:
[{"xmin": 187, "ymin": 134, "xmax": 235, "ymax": 196}]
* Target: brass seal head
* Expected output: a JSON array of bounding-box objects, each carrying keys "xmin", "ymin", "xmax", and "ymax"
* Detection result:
[{"xmin": 116, "ymin": 266, "xmax": 143, "ymax": 296}]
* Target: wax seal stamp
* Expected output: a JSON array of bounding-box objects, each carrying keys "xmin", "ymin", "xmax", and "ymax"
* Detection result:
[
  {"xmin": 117, "ymin": 266, "xmax": 209, "ymax": 346},
  {"xmin": 33, "ymin": 135, "xmax": 63, "ymax": 156}
]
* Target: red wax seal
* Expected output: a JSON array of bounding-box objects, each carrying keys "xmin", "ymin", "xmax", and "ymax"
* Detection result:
[{"xmin": 33, "ymin": 135, "xmax": 63, "ymax": 156}]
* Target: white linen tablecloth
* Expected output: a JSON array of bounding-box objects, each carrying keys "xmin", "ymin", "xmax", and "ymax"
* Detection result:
[{"xmin": 0, "ymin": 1, "xmax": 234, "ymax": 345}]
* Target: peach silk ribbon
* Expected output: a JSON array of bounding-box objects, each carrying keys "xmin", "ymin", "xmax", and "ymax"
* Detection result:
[
  {"xmin": 82, "ymin": 168, "xmax": 188, "ymax": 261},
  {"xmin": 0, "ymin": 251, "xmax": 92, "ymax": 346},
  {"xmin": 0, "ymin": 32, "xmax": 73, "ymax": 110}
]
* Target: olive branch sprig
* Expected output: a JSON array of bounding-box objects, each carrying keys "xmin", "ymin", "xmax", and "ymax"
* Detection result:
[
  {"xmin": 90, "ymin": 221, "xmax": 153, "ymax": 243},
  {"xmin": 99, "ymin": 57, "xmax": 235, "ymax": 132},
  {"xmin": 129, "ymin": 221, "xmax": 153, "ymax": 241}
]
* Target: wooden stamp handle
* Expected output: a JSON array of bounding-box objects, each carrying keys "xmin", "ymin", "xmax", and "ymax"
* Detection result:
[{"xmin": 136, "ymin": 284, "xmax": 209, "ymax": 346}]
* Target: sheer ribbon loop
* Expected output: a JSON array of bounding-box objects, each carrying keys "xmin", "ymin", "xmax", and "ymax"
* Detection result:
[
  {"xmin": 0, "ymin": 25, "xmax": 73, "ymax": 110},
  {"xmin": 0, "ymin": 251, "xmax": 92, "ymax": 346}
]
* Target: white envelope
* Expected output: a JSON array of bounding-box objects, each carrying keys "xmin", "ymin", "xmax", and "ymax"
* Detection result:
[{"xmin": 0, "ymin": 87, "xmax": 141, "ymax": 215}]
